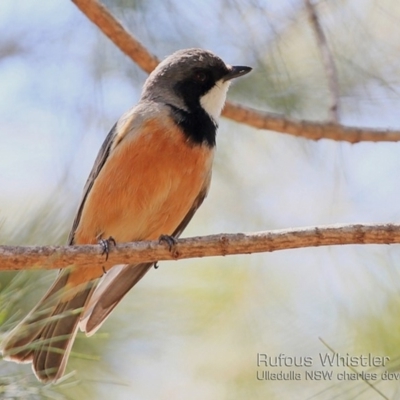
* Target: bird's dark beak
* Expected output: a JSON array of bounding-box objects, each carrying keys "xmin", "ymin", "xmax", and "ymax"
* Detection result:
[{"xmin": 223, "ymin": 65, "xmax": 252, "ymax": 81}]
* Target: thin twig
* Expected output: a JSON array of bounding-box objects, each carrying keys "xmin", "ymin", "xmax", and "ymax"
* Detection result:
[
  {"xmin": 305, "ymin": 0, "xmax": 340, "ymax": 123},
  {"xmin": 319, "ymin": 338, "xmax": 390, "ymax": 400},
  {"xmin": 1, "ymin": 223, "xmax": 400, "ymax": 271},
  {"xmin": 223, "ymin": 102, "xmax": 400, "ymax": 143}
]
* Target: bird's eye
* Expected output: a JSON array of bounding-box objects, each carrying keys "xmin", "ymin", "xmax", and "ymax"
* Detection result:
[{"xmin": 194, "ymin": 71, "xmax": 207, "ymax": 82}]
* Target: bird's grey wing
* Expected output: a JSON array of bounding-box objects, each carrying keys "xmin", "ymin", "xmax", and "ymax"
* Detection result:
[
  {"xmin": 68, "ymin": 123, "xmax": 118, "ymax": 245},
  {"xmin": 80, "ymin": 173, "xmax": 212, "ymax": 336}
]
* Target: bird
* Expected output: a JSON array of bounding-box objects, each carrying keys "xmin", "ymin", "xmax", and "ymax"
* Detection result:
[{"xmin": 1, "ymin": 48, "xmax": 251, "ymax": 383}]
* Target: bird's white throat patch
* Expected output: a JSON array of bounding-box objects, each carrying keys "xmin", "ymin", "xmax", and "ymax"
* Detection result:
[{"xmin": 200, "ymin": 79, "xmax": 231, "ymax": 123}]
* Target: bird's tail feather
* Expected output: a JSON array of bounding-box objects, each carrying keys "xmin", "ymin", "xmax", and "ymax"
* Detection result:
[
  {"xmin": 1, "ymin": 270, "xmax": 96, "ymax": 383},
  {"xmin": 80, "ymin": 263, "xmax": 152, "ymax": 336}
]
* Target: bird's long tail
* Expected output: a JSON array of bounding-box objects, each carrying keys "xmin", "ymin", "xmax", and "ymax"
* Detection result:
[
  {"xmin": 1, "ymin": 270, "xmax": 96, "ymax": 383},
  {"xmin": 80, "ymin": 263, "xmax": 153, "ymax": 336}
]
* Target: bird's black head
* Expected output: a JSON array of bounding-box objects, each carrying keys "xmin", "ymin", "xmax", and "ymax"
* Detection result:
[{"xmin": 142, "ymin": 48, "xmax": 252, "ymax": 146}]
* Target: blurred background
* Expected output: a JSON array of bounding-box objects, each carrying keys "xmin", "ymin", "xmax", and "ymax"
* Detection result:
[{"xmin": 1, "ymin": 0, "xmax": 400, "ymax": 398}]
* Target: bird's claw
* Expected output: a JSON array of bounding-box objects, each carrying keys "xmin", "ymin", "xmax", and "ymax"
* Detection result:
[
  {"xmin": 159, "ymin": 234, "xmax": 177, "ymax": 251},
  {"xmin": 99, "ymin": 236, "xmax": 116, "ymax": 261}
]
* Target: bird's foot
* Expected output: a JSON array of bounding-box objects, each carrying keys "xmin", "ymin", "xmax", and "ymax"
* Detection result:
[
  {"xmin": 99, "ymin": 236, "xmax": 116, "ymax": 261},
  {"xmin": 159, "ymin": 234, "xmax": 177, "ymax": 251}
]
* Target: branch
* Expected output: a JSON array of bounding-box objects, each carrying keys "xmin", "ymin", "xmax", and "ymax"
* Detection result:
[
  {"xmin": 71, "ymin": 0, "xmax": 158, "ymax": 73},
  {"xmin": 223, "ymin": 102, "xmax": 400, "ymax": 143},
  {"xmin": 71, "ymin": 0, "xmax": 400, "ymax": 143},
  {"xmin": 305, "ymin": 0, "xmax": 340, "ymax": 123},
  {"xmin": 1, "ymin": 224, "xmax": 400, "ymax": 271}
]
